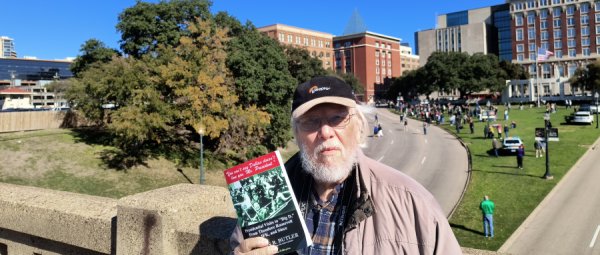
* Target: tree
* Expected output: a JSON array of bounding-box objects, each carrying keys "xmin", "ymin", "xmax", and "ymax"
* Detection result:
[
  {"xmin": 337, "ymin": 72, "xmax": 365, "ymax": 95},
  {"xmin": 70, "ymin": 39, "xmax": 119, "ymax": 77},
  {"xmin": 499, "ymin": 60, "xmax": 529, "ymax": 80},
  {"xmin": 116, "ymin": 0, "xmax": 212, "ymax": 58},
  {"xmin": 282, "ymin": 44, "xmax": 327, "ymax": 84}
]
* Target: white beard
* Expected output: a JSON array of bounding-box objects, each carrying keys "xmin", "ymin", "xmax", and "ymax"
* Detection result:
[{"xmin": 299, "ymin": 141, "xmax": 357, "ymax": 184}]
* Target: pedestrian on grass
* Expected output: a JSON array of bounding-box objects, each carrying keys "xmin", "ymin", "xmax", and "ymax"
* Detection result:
[
  {"xmin": 480, "ymin": 195, "xmax": 495, "ymax": 238},
  {"xmin": 534, "ymin": 139, "xmax": 544, "ymax": 158},
  {"xmin": 492, "ymin": 138, "xmax": 501, "ymax": 157},
  {"xmin": 516, "ymin": 144, "xmax": 525, "ymax": 169}
]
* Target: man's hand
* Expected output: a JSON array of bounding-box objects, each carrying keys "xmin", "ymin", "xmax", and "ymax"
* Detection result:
[{"xmin": 233, "ymin": 237, "xmax": 278, "ymax": 255}]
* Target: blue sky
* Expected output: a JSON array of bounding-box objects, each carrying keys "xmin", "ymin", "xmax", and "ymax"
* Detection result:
[{"xmin": 1, "ymin": 0, "xmax": 502, "ymax": 60}]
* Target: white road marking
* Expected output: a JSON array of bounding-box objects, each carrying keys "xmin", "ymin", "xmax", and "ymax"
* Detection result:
[
  {"xmin": 378, "ymin": 156, "xmax": 384, "ymax": 162},
  {"xmin": 421, "ymin": 157, "xmax": 426, "ymax": 165},
  {"xmin": 590, "ymin": 225, "xmax": 600, "ymax": 248}
]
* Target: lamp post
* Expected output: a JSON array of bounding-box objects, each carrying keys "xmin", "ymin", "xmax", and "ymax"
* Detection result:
[
  {"xmin": 543, "ymin": 114, "xmax": 553, "ymax": 179},
  {"xmin": 595, "ymin": 92, "xmax": 599, "ymax": 129},
  {"xmin": 198, "ymin": 125, "xmax": 205, "ymax": 185}
]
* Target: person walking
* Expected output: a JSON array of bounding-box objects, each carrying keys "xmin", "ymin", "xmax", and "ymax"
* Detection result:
[
  {"xmin": 534, "ymin": 139, "xmax": 544, "ymax": 158},
  {"xmin": 377, "ymin": 123, "xmax": 384, "ymax": 137},
  {"xmin": 480, "ymin": 195, "xmax": 495, "ymax": 238},
  {"xmin": 492, "ymin": 138, "xmax": 501, "ymax": 157},
  {"xmin": 484, "ymin": 125, "xmax": 490, "ymax": 139},
  {"xmin": 516, "ymin": 144, "xmax": 525, "ymax": 169},
  {"xmin": 404, "ymin": 119, "xmax": 408, "ymax": 132},
  {"xmin": 469, "ymin": 117, "xmax": 474, "ymax": 134},
  {"xmin": 423, "ymin": 122, "xmax": 428, "ymax": 135},
  {"xmin": 503, "ymin": 124, "xmax": 510, "ymax": 138}
]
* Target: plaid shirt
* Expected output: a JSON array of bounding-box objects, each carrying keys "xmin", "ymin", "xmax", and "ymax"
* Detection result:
[{"xmin": 300, "ymin": 182, "xmax": 350, "ymax": 255}]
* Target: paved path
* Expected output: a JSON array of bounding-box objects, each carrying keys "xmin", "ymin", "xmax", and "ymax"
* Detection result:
[
  {"xmin": 362, "ymin": 108, "xmax": 469, "ymax": 216},
  {"xmin": 499, "ymin": 137, "xmax": 600, "ymax": 255}
]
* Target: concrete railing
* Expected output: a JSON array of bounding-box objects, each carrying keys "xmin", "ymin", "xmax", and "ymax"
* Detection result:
[{"xmin": 0, "ymin": 183, "xmax": 237, "ymax": 255}]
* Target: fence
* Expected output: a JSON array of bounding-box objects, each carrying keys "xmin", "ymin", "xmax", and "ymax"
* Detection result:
[{"xmin": 0, "ymin": 111, "xmax": 86, "ymax": 133}]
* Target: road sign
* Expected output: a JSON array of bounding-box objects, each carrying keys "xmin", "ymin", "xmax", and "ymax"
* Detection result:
[{"xmin": 535, "ymin": 127, "xmax": 559, "ymax": 141}]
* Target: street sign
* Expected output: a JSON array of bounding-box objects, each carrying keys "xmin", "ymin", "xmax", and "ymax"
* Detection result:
[{"xmin": 535, "ymin": 127, "xmax": 559, "ymax": 141}]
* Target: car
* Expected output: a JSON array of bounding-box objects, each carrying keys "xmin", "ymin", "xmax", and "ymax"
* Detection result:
[
  {"xmin": 565, "ymin": 111, "xmax": 594, "ymax": 124},
  {"xmin": 502, "ymin": 137, "xmax": 524, "ymax": 154}
]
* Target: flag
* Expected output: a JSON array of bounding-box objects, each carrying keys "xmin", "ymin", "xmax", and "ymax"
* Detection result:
[{"xmin": 537, "ymin": 48, "xmax": 554, "ymax": 61}]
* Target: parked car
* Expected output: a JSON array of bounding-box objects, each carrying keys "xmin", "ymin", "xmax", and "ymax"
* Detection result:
[
  {"xmin": 565, "ymin": 111, "xmax": 594, "ymax": 124},
  {"xmin": 502, "ymin": 137, "xmax": 524, "ymax": 154}
]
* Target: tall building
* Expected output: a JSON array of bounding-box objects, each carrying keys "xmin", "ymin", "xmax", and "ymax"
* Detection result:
[
  {"xmin": 415, "ymin": 4, "xmax": 511, "ymax": 66},
  {"xmin": 1, "ymin": 36, "xmax": 17, "ymax": 58},
  {"xmin": 399, "ymin": 43, "xmax": 420, "ymax": 76},
  {"xmin": 257, "ymin": 24, "xmax": 334, "ymax": 70},
  {"xmin": 507, "ymin": 0, "xmax": 599, "ymax": 100},
  {"xmin": 333, "ymin": 10, "xmax": 402, "ymax": 102}
]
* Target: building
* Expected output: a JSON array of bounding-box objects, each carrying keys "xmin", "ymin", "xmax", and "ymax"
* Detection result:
[
  {"xmin": 0, "ymin": 87, "xmax": 33, "ymax": 110},
  {"xmin": 257, "ymin": 24, "xmax": 334, "ymax": 70},
  {"xmin": 1, "ymin": 36, "xmax": 17, "ymax": 58},
  {"xmin": 415, "ymin": 4, "xmax": 511, "ymax": 67},
  {"xmin": 0, "ymin": 58, "xmax": 73, "ymax": 109},
  {"xmin": 399, "ymin": 43, "xmax": 420, "ymax": 76},
  {"xmin": 506, "ymin": 0, "xmax": 599, "ymax": 104}
]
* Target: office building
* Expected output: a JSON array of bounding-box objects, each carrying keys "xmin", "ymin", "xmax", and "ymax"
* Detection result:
[
  {"xmin": 257, "ymin": 24, "xmax": 334, "ymax": 70},
  {"xmin": 399, "ymin": 43, "xmax": 420, "ymax": 76},
  {"xmin": 1, "ymin": 36, "xmax": 17, "ymax": 58}
]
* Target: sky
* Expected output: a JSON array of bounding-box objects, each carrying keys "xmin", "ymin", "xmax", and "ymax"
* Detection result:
[{"xmin": 1, "ymin": 0, "xmax": 503, "ymax": 60}]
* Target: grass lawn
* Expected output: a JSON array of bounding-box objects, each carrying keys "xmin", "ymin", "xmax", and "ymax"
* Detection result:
[
  {"xmin": 440, "ymin": 105, "xmax": 600, "ymax": 251},
  {"xmin": 0, "ymin": 128, "xmax": 298, "ymax": 199}
]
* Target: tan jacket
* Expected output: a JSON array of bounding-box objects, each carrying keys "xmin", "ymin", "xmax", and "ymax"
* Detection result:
[{"xmin": 230, "ymin": 150, "xmax": 462, "ymax": 254}]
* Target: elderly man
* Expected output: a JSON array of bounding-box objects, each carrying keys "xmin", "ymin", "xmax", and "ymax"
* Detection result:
[{"xmin": 230, "ymin": 76, "xmax": 461, "ymax": 254}]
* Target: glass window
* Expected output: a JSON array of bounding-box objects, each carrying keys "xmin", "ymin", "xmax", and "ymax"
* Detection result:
[
  {"xmin": 287, "ymin": 35, "xmax": 293, "ymax": 43},
  {"xmin": 528, "ymin": 0, "xmax": 536, "ymax": 8},
  {"xmin": 556, "ymin": 50, "xmax": 563, "ymax": 58},
  {"xmin": 517, "ymin": 44, "xmax": 525, "ymax": 52},
  {"xmin": 596, "ymin": 36, "xmax": 600, "ymax": 44},
  {"xmin": 596, "ymin": 25, "xmax": 600, "ymax": 34},
  {"xmin": 516, "ymin": 28, "xmax": 524, "ymax": 41},
  {"xmin": 554, "ymin": 40, "xmax": 563, "ymax": 49},
  {"xmin": 541, "ymin": 9, "xmax": 549, "ymax": 19},
  {"xmin": 597, "ymin": 47, "xmax": 600, "ymax": 54},
  {"xmin": 567, "ymin": 5, "xmax": 575, "ymax": 15},
  {"xmin": 596, "ymin": 2, "xmax": 600, "ymax": 10},
  {"xmin": 582, "ymin": 15, "xmax": 590, "ymax": 25},
  {"xmin": 582, "ymin": 38, "xmax": 590, "ymax": 46},
  {"xmin": 529, "ymin": 52, "xmax": 537, "ymax": 60},
  {"xmin": 376, "ymin": 59, "xmax": 379, "ymax": 65},
  {"xmin": 554, "ymin": 29, "xmax": 562, "ymax": 38},
  {"xmin": 553, "ymin": 0, "xmax": 561, "ymax": 4},
  {"xmin": 596, "ymin": 13, "xmax": 600, "ymax": 23},
  {"xmin": 567, "ymin": 17, "xmax": 575, "ymax": 26},
  {"xmin": 516, "ymin": 14, "xmax": 524, "ymax": 26},
  {"xmin": 517, "ymin": 54, "xmax": 525, "ymax": 61},
  {"xmin": 582, "ymin": 26, "xmax": 590, "ymax": 36},
  {"xmin": 542, "ymin": 31, "xmax": 550, "ymax": 40},
  {"xmin": 568, "ymin": 39, "xmax": 576, "ymax": 47},
  {"xmin": 541, "ymin": 0, "xmax": 549, "ymax": 6},
  {"xmin": 375, "ymin": 51, "xmax": 379, "ymax": 57},
  {"xmin": 528, "ymin": 27, "xmax": 536, "ymax": 40},
  {"xmin": 278, "ymin": 33, "xmax": 285, "ymax": 42},
  {"xmin": 581, "ymin": 3, "xmax": 590, "ymax": 13},
  {"xmin": 553, "ymin": 19, "xmax": 561, "ymax": 27},
  {"xmin": 553, "ymin": 7, "xmax": 562, "ymax": 16},
  {"xmin": 375, "ymin": 42, "xmax": 379, "ymax": 48},
  {"xmin": 528, "ymin": 12, "xmax": 536, "ymax": 24},
  {"xmin": 296, "ymin": 36, "xmax": 301, "ymax": 44},
  {"xmin": 568, "ymin": 49, "xmax": 576, "ymax": 57},
  {"xmin": 568, "ymin": 27, "xmax": 576, "ymax": 37},
  {"xmin": 529, "ymin": 43, "xmax": 536, "ymax": 51},
  {"xmin": 541, "ymin": 20, "xmax": 548, "ymax": 29},
  {"xmin": 541, "ymin": 42, "xmax": 550, "ymax": 49}
]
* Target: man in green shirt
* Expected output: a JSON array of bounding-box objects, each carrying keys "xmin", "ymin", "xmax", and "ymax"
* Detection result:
[{"xmin": 480, "ymin": 195, "xmax": 495, "ymax": 238}]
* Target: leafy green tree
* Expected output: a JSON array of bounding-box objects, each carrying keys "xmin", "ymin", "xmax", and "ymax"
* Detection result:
[
  {"xmin": 336, "ymin": 72, "xmax": 365, "ymax": 95},
  {"xmin": 499, "ymin": 60, "xmax": 529, "ymax": 80},
  {"xmin": 70, "ymin": 39, "xmax": 119, "ymax": 77},
  {"xmin": 569, "ymin": 61, "xmax": 600, "ymax": 94},
  {"xmin": 282, "ymin": 45, "xmax": 327, "ymax": 84},
  {"xmin": 116, "ymin": 0, "xmax": 212, "ymax": 57}
]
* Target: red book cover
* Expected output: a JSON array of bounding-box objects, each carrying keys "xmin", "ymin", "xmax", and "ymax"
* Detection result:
[{"xmin": 224, "ymin": 151, "xmax": 312, "ymax": 254}]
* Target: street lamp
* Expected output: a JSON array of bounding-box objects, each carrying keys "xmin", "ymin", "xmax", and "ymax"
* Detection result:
[
  {"xmin": 198, "ymin": 125, "xmax": 206, "ymax": 185},
  {"xmin": 543, "ymin": 114, "xmax": 553, "ymax": 179},
  {"xmin": 595, "ymin": 92, "xmax": 599, "ymax": 129}
]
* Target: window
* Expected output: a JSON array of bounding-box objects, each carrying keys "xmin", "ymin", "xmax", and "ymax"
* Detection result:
[
  {"xmin": 382, "ymin": 60, "xmax": 386, "ymax": 66},
  {"xmin": 541, "ymin": 9, "xmax": 549, "ymax": 19},
  {"xmin": 553, "ymin": 7, "xmax": 562, "ymax": 16},
  {"xmin": 529, "ymin": 43, "xmax": 536, "ymax": 52},
  {"xmin": 542, "ymin": 31, "xmax": 549, "ymax": 40},
  {"xmin": 597, "ymin": 47, "xmax": 600, "ymax": 54},
  {"xmin": 541, "ymin": 20, "xmax": 548, "ymax": 29},
  {"xmin": 318, "ymin": 40, "xmax": 323, "ymax": 48},
  {"xmin": 582, "ymin": 15, "xmax": 590, "ymax": 25},
  {"xmin": 568, "ymin": 39, "xmax": 576, "ymax": 47},
  {"xmin": 581, "ymin": 3, "xmax": 590, "ymax": 13},
  {"xmin": 376, "ymin": 76, "xmax": 380, "ymax": 83},
  {"xmin": 597, "ymin": 36, "xmax": 600, "ymax": 44},
  {"xmin": 528, "ymin": 27, "xmax": 536, "ymax": 40},
  {"xmin": 517, "ymin": 54, "xmax": 525, "ymax": 61},
  {"xmin": 529, "ymin": 52, "xmax": 537, "ymax": 60},
  {"xmin": 553, "ymin": 0, "xmax": 561, "ymax": 4},
  {"xmin": 296, "ymin": 36, "xmax": 301, "ymax": 44},
  {"xmin": 554, "ymin": 40, "xmax": 563, "ymax": 49},
  {"xmin": 376, "ymin": 59, "xmax": 379, "ymax": 65},
  {"xmin": 541, "ymin": 0, "xmax": 549, "ymax": 6},
  {"xmin": 304, "ymin": 37, "xmax": 309, "ymax": 46},
  {"xmin": 582, "ymin": 26, "xmax": 590, "ymax": 36},
  {"xmin": 567, "ymin": 5, "xmax": 575, "ymax": 15},
  {"xmin": 568, "ymin": 27, "xmax": 576, "ymax": 37},
  {"xmin": 388, "ymin": 68, "xmax": 391, "ymax": 74},
  {"xmin": 528, "ymin": 12, "xmax": 536, "ymax": 24},
  {"xmin": 278, "ymin": 33, "xmax": 285, "ymax": 42},
  {"xmin": 596, "ymin": 13, "xmax": 600, "ymax": 23},
  {"xmin": 553, "ymin": 19, "xmax": 561, "ymax": 28},
  {"xmin": 542, "ymin": 42, "xmax": 550, "ymax": 50},
  {"xmin": 554, "ymin": 29, "xmax": 562, "ymax": 38},
  {"xmin": 555, "ymin": 50, "xmax": 563, "ymax": 58},
  {"xmin": 596, "ymin": 2, "xmax": 600, "ymax": 10},
  {"xmin": 311, "ymin": 39, "xmax": 316, "ymax": 47},
  {"xmin": 582, "ymin": 38, "xmax": 590, "ymax": 46},
  {"xmin": 287, "ymin": 35, "xmax": 293, "ymax": 43},
  {"xmin": 516, "ymin": 28, "xmax": 524, "ymax": 41},
  {"xmin": 516, "ymin": 14, "xmax": 524, "ymax": 26},
  {"xmin": 568, "ymin": 48, "xmax": 576, "ymax": 57},
  {"xmin": 517, "ymin": 44, "xmax": 525, "ymax": 52},
  {"xmin": 567, "ymin": 17, "xmax": 575, "ymax": 26},
  {"xmin": 375, "ymin": 42, "xmax": 379, "ymax": 48},
  {"xmin": 344, "ymin": 42, "xmax": 351, "ymax": 47},
  {"xmin": 528, "ymin": 0, "xmax": 536, "ymax": 8}
]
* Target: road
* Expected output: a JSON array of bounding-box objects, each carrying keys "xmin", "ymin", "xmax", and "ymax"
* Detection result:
[
  {"xmin": 361, "ymin": 107, "xmax": 469, "ymax": 216},
  {"xmin": 499, "ymin": 138, "xmax": 600, "ymax": 255}
]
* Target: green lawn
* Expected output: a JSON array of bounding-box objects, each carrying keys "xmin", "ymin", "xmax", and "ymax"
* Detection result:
[{"xmin": 441, "ymin": 106, "xmax": 600, "ymax": 250}]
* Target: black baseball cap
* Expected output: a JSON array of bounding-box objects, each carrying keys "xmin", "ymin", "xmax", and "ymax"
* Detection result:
[{"xmin": 291, "ymin": 76, "xmax": 356, "ymax": 118}]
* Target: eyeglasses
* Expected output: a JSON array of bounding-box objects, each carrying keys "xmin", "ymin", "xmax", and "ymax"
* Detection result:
[{"xmin": 297, "ymin": 112, "xmax": 355, "ymax": 132}]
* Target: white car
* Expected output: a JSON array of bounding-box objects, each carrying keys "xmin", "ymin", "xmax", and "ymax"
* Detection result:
[
  {"xmin": 502, "ymin": 137, "xmax": 524, "ymax": 154},
  {"xmin": 566, "ymin": 111, "xmax": 594, "ymax": 124}
]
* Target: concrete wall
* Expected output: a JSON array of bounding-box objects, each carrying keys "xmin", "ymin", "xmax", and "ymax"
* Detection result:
[{"xmin": 0, "ymin": 183, "xmax": 237, "ymax": 255}]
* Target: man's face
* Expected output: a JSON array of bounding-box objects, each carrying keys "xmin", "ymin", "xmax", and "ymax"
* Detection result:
[{"xmin": 295, "ymin": 103, "xmax": 359, "ymax": 184}]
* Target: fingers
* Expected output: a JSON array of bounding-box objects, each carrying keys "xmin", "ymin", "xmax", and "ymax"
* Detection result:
[{"xmin": 234, "ymin": 237, "xmax": 278, "ymax": 255}]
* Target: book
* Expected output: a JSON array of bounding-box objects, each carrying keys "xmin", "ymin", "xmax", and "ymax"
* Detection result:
[{"xmin": 224, "ymin": 151, "xmax": 312, "ymax": 254}]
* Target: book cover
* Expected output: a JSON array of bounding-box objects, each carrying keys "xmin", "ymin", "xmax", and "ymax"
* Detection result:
[{"xmin": 224, "ymin": 151, "xmax": 312, "ymax": 254}]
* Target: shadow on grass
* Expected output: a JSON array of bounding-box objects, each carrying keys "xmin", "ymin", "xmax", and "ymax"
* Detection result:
[
  {"xmin": 471, "ymin": 168, "xmax": 541, "ymax": 178},
  {"xmin": 177, "ymin": 168, "xmax": 194, "ymax": 184},
  {"xmin": 450, "ymin": 223, "xmax": 484, "ymax": 236}
]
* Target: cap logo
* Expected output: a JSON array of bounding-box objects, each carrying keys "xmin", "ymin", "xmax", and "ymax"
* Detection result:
[{"xmin": 308, "ymin": 85, "xmax": 330, "ymax": 94}]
